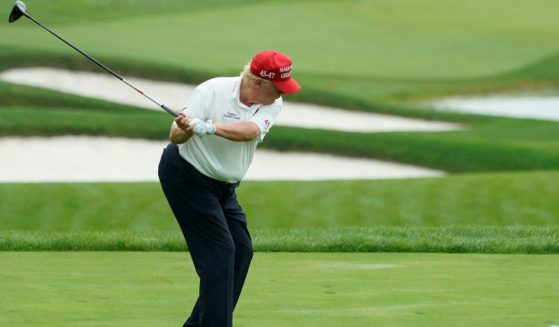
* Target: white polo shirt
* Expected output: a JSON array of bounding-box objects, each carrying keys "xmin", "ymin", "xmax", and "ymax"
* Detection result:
[{"xmin": 178, "ymin": 76, "xmax": 282, "ymax": 183}]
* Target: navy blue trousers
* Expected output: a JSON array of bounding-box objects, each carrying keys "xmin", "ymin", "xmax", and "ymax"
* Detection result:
[{"xmin": 158, "ymin": 143, "xmax": 253, "ymax": 327}]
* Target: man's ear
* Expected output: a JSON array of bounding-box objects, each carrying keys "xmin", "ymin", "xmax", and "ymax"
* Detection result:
[{"xmin": 253, "ymin": 79, "xmax": 263, "ymax": 88}]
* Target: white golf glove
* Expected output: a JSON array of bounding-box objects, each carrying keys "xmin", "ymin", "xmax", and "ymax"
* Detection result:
[{"xmin": 190, "ymin": 118, "xmax": 216, "ymax": 136}]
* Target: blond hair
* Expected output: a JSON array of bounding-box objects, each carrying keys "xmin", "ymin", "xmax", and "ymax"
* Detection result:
[{"xmin": 240, "ymin": 63, "xmax": 273, "ymax": 87}]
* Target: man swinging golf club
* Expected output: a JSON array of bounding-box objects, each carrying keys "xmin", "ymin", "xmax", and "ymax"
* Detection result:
[
  {"xmin": 158, "ymin": 50, "xmax": 301, "ymax": 327},
  {"xmin": 8, "ymin": 2, "xmax": 300, "ymax": 325}
]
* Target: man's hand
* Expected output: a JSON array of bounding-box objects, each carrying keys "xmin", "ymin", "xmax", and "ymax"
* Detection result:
[
  {"xmin": 175, "ymin": 113, "xmax": 193, "ymax": 132},
  {"xmin": 190, "ymin": 118, "xmax": 216, "ymax": 136},
  {"xmin": 169, "ymin": 113, "xmax": 195, "ymax": 144}
]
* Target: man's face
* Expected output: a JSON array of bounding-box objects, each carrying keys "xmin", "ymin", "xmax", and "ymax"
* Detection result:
[{"xmin": 254, "ymin": 80, "xmax": 282, "ymax": 105}]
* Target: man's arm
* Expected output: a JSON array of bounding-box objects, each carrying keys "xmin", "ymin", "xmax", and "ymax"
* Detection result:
[
  {"xmin": 214, "ymin": 121, "xmax": 260, "ymax": 142},
  {"xmin": 169, "ymin": 113, "xmax": 194, "ymax": 144},
  {"xmin": 171, "ymin": 113, "xmax": 260, "ymax": 143}
]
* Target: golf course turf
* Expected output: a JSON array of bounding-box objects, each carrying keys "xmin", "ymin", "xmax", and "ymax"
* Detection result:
[
  {"xmin": 1, "ymin": 252, "xmax": 557, "ymax": 327},
  {"xmin": 1, "ymin": 0, "xmax": 559, "ymax": 325}
]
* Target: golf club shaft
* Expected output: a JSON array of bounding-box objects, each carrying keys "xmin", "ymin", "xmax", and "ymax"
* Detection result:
[{"xmin": 22, "ymin": 12, "xmax": 177, "ymax": 117}]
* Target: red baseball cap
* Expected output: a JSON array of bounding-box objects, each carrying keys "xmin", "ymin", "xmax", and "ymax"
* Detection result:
[{"xmin": 250, "ymin": 50, "xmax": 301, "ymax": 95}]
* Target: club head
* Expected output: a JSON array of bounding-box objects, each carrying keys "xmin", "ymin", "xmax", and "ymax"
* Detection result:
[{"xmin": 8, "ymin": 0, "xmax": 27, "ymax": 23}]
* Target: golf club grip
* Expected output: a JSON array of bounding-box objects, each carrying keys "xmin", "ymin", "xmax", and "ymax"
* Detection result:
[
  {"xmin": 161, "ymin": 104, "xmax": 179, "ymax": 117},
  {"xmin": 23, "ymin": 12, "xmax": 177, "ymax": 117},
  {"xmin": 119, "ymin": 77, "xmax": 178, "ymax": 117}
]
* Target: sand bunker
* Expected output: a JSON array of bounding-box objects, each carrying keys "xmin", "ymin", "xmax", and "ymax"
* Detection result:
[
  {"xmin": 429, "ymin": 95, "xmax": 559, "ymax": 121},
  {"xmin": 0, "ymin": 67, "xmax": 461, "ymax": 133},
  {"xmin": 0, "ymin": 136, "xmax": 444, "ymax": 182},
  {"xmin": 0, "ymin": 67, "xmax": 457, "ymax": 181}
]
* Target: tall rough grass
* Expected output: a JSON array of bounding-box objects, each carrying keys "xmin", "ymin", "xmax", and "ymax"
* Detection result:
[{"xmin": 1, "ymin": 226, "xmax": 557, "ymax": 253}]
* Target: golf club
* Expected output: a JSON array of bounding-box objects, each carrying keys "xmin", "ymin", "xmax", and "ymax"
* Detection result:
[{"xmin": 8, "ymin": 0, "xmax": 178, "ymax": 117}]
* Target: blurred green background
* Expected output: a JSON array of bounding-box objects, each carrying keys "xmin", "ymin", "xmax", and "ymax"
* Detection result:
[
  {"xmin": 2, "ymin": 2, "xmax": 559, "ymax": 325},
  {"xmin": 1, "ymin": 0, "xmax": 559, "ymax": 251}
]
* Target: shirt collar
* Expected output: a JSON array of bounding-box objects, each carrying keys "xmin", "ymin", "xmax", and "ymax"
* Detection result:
[{"xmin": 232, "ymin": 77, "xmax": 262, "ymax": 110}]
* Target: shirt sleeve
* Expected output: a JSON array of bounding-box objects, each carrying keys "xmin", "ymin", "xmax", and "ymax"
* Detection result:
[
  {"xmin": 250, "ymin": 97, "xmax": 283, "ymax": 143},
  {"xmin": 181, "ymin": 81, "xmax": 210, "ymax": 119}
]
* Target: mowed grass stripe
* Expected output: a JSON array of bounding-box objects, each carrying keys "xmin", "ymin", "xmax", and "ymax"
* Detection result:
[
  {"xmin": 1, "ymin": 226, "xmax": 558, "ymax": 253},
  {"xmin": 1, "ymin": 252, "xmax": 558, "ymax": 326},
  {"xmin": 2, "ymin": 0, "xmax": 559, "ymax": 79},
  {"xmin": 2, "ymin": 0, "xmax": 559, "ymax": 105},
  {"xmin": 1, "ymin": 171, "xmax": 559, "ymax": 232},
  {"xmin": 3, "ymin": 104, "xmax": 559, "ymax": 172}
]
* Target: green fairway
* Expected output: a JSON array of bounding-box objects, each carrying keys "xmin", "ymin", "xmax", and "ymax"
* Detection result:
[
  {"xmin": 3, "ymin": 0, "xmax": 559, "ymax": 174},
  {"xmin": 2, "ymin": 171, "xmax": 558, "ymax": 233},
  {"xmin": 2, "ymin": 0, "xmax": 559, "ymax": 79},
  {"xmin": 1, "ymin": 1, "xmax": 559, "ymax": 324},
  {"xmin": 1, "ymin": 0, "xmax": 558, "ymax": 250},
  {"xmin": 2, "ymin": 0, "xmax": 559, "ymax": 104},
  {"xmin": 0, "ymin": 252, "xmax": 557, "ymax": 327}
]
